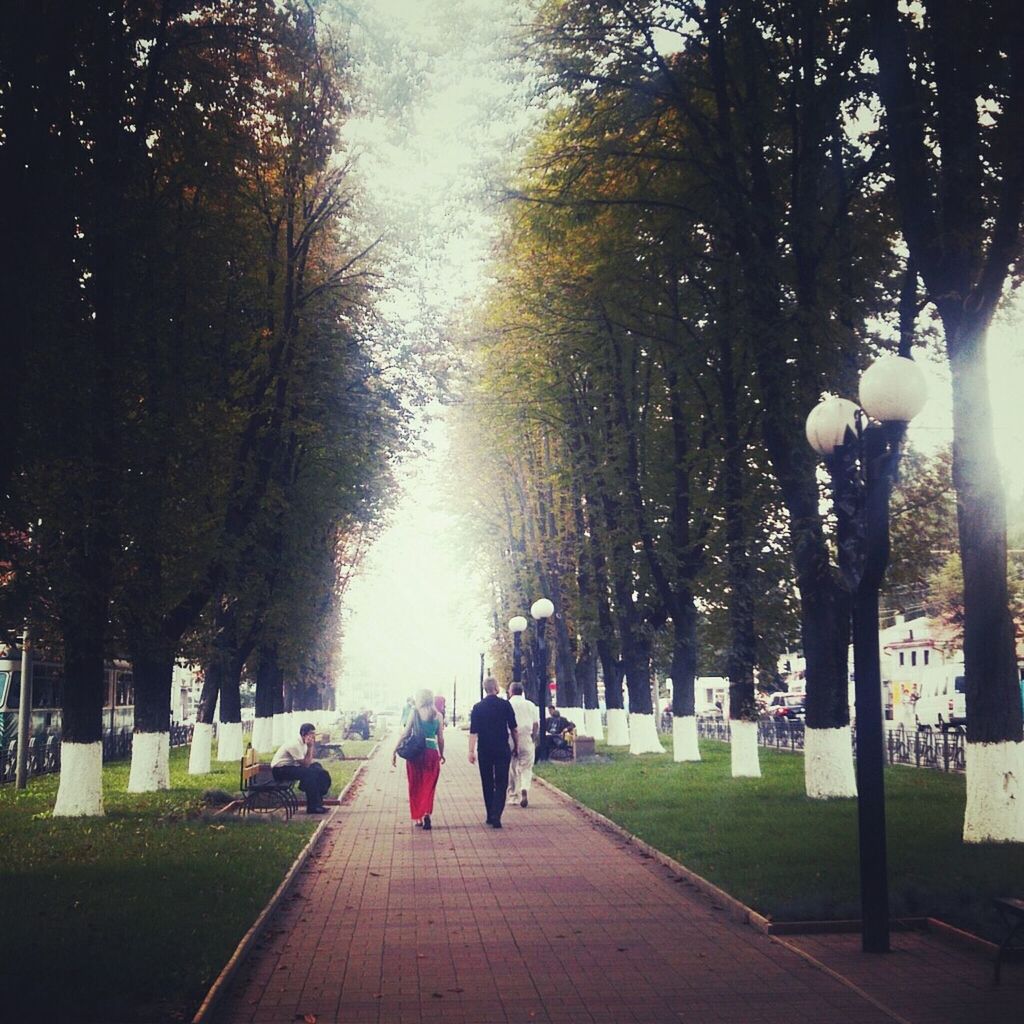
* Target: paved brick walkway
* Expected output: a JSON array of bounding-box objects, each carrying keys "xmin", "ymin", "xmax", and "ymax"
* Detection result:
[{"xmin": 214, "ymin": 729, "xmax": 1021, "ymax": 1024}]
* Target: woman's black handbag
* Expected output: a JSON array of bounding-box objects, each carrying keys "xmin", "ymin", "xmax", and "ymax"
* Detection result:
[{"xmin": 396, "ymin": 714, "xmax": 426, "ymax": 761}]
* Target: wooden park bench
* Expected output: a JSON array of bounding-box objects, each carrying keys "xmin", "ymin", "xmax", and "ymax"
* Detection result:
[
  {"xmin": 238, "ymin": 747, "xmax": 299, "ymax": 821},
  {"xmin": 993, "ymin": 897, "xmax": 1024, "ymax": 984}
]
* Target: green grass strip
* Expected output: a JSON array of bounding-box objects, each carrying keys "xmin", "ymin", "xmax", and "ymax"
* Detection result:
[
  {"xmin": 0, "ymin": 744, "xmax": 360, "ymax": 1023},
  {"xmin": 536, "ymin": 738, "xmax": 1024, "ymax": 942}
]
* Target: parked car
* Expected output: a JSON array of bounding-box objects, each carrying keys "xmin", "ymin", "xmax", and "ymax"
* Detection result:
[
  {"xmin": 914, "ymin": 669, "xmax": 966, "ymax": 729},
  {"xmin": 696, "ymin": 702, "xmax": 724, "ymax": 720},
  {"xmin": 767, "ymin": 694, "xmax": 805, "ymax": 720}
]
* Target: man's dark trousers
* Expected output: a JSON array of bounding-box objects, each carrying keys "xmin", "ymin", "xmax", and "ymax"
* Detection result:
[
  {"xmin": 272, "ymin": 763, "xmax": 331, "ymax": 811},
  {"xmin": 478, "ymin": 750, "xmax": 511, "ymax": 823}
]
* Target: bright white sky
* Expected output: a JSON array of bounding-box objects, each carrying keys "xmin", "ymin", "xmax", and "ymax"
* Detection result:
[
  {"xmin": 331, "ymin": 0, "xmax": 527, "ymax": 711},
  {"xmin": 330, "ymin": 0, "xmax": 1024, "ymax": 713}
]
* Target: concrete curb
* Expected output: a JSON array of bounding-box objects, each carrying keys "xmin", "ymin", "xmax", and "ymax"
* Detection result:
[{"xmin": 191, "ymin": 751, "xmax": 373, "ymax": 1024}]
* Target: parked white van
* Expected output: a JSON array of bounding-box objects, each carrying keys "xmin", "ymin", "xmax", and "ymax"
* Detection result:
[{"xmin": 914, "ymin": 666, "xmax": 966, "ymax": 728}]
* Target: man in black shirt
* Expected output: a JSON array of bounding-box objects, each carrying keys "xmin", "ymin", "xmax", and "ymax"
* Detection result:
[{"xmin": 469, "ymin": 676, "xmax": 518, "ymax": 828}]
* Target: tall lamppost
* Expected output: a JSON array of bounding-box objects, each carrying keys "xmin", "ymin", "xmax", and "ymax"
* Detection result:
[
  {"xmin": 805, "ymin": 354, "xmax": 927, "ymax": 954},
  {"xmin": 508, "ymin": 616, "xmax": 528, "ymax": 683},
  {"xmin": 531, "ymin": 598, "xmax": 555, "ymax": 761}
]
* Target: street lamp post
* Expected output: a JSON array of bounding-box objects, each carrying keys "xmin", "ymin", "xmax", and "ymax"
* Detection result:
[
  {"xmin": 806, "ymin": 355, "xmax": 927, "ymax": 954},
  {"xmin": 530, "ymin": 598, "xmax": 554, "ymax": 761},
  {"xmin": 508, "ymin": 616, "xmax": 528, "ymax": 683}
]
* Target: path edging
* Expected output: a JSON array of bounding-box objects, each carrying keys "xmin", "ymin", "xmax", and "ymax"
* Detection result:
[
  {"xmin": 533, "ymin": 774, "xmax": 922, "ymax": 1023},
  {"xmin": 533, "ymin": 773, "xmax": 1000, "ymax": 953},
  {"xmin": 190, "ymin": 753, "xmax": 372, "ymax": 1024},
  {"xmin": 534, "ymin": 774, "xmax": 772, "ymax": 930}
]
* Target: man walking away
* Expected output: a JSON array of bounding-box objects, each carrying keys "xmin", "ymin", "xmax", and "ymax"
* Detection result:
[
  {"xmin": 469, "ymin": 677, "xmax": 518, "ymax": 827},
  {"xmin": 271, "ymin": 722, "xmax": 331, "ymax": 814},
  {"xmin": 507, "ymin": 682, "xmax": 539, "ymax": 807}
]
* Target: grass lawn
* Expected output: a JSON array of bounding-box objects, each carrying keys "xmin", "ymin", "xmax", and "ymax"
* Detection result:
[
  {"xmin": 536, "ymin": 738, "xmax": 1024, "ymax": 942},
  {"xmin": 0, "ymin": 744, "xmax": 362, "ymax": 1023}
]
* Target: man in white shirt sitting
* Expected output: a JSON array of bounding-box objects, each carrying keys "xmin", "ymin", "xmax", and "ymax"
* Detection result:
[
  {"xmin": 507, "ymin": 682, "xmax": 540, "ymax": 808},
  {"xmin": 271, "ymin": 722, "xmax": 331, "ymax": 814}
]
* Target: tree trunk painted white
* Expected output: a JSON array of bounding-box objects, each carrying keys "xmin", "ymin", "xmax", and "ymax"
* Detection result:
[
  {"xmin": 188, "ymin": 721, "xmax": 213, "ymax": 775},
  {"xmin": 562, "ymin": 707, "xmax": 586, "ymax": 735},
  {"xmin": 583, "ymin": 708, "xmax": 604, "ymax": 740},
  {"xmin": 217, "ymin": 721, "xmax": 244, "ymax": 762},
  {"xmin": 628, "ymin": 712, "xmax": 664, "ymax": 754},
  {"xmin": 128, "ymin": 731, "xmax": 170, "ymax": 792},
  {"xmin": 251, "ymin": 716, "xmax": 274, "ymax": 753},
  {"xmin": 53, "ymin": 742, "xmax": 104, "ymax": 817},
  {"xmin": 804, "ymin": 725, "xmax": 857, "ymax": 799},
  {"xmin": 606, "ymin": 708, "xmax": 630, "ymax": 746},
  {"xmin": 730, "ymin": 720, "xmax": 761, "ymax": 778},
  {"xmin": 963, "ymin": 739, "xmax": 1024, "ymax": 843},
  {"xmin": 673, "ymin": 715, "xmax": 701, "ymax": 762},
  {"xmin": 271, "ymin": 712, "xmax": 285, "ymax": 747}
]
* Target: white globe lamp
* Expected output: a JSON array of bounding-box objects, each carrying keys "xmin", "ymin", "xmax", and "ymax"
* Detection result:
[
  {"xmin": 805, "ymin": 396, "xmax": 860, "ymax": 456},
  {"xmin": 859, "ymin": 355, "xmax": 928, "ymax": 423},
  {"xmin": 530, "ymin": 598, "xmax": 554, "ymax": 620},
  {"xmin": 508, "ymin": 616, "xmax": 528, "ymax": 634}
]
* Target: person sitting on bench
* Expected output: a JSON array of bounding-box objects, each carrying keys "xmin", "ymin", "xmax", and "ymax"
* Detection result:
[
  {"xmin": 271, "ymin": 722, "xmax": 332, "ymax": 814},
  {"xmin": 545, "ymin": 706, "xmax": 576, "ymax": 753}
]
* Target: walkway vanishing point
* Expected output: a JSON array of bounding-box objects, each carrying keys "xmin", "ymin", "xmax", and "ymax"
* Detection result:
[{"xmin": 212, "ymin": 729, "xmax": 1021, "ymax": 1024}]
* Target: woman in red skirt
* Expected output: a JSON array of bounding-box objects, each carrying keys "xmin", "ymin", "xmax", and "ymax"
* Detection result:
[{"xmin": 392, "ymin": 688, "xmax": 445, "ymax": 829}]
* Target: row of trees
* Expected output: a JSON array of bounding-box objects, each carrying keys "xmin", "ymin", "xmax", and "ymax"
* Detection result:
[
  {"xmin": 455, "ymin": 0, "xmax": 1024, "ymax": 840},
  {"xmin": 0, "ymin": 2, "xmax": 415, "ymax": 814}
]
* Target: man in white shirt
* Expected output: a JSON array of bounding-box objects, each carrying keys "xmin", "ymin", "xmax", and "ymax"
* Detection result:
[
  {"xmin": 507, "ymin": 683, "xmax": 540, "ymax": 807},
  {"xmin": 271, "ymin": 722, "xmax": 331, "ymax": 813}
]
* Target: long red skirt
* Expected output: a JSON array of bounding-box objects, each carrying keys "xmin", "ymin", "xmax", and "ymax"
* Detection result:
[{"xmin": 406, "ymin": 748, "xmax": 441, "ymax": 820}]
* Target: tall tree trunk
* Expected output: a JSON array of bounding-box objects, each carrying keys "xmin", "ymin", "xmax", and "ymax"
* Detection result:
[
  {"xmin": 867, "ymin": 0, "xmax": 1024, "ymax": 840},
  {"xmin": 127, "ymin": 649, "xmax": 173, "ymax": 792},
  {"xmin": 576, "ymin": 642, "xmax": 602, "ymax": 739},
  {"xmin": 253, "ymin": 644, "xmax": 281, "ymax": 752},
  {"xmin": 670, "ymin": 598, "xmax": 700, "ymax": 762},
  {"xmin": 721, "ymin": 330, "xmax": 760, "ymax": 779},
  {"xmin": 553, "ymin": 614, "xmax": 580, "ymax": 715},
  {"xmin": 188, "ymin": 658, "xmax": 219, "ymax": 775},
  {"xmin": 947, "ymin": 312, "xmax": 1024, "ymax": 841},
  {"xmin": 217, "ymin": 650, "xmax": 245, "ymax": 763},
  {"xmin": 622, "ymin": 631, "xmax": 661, "ymax": 754},
  {"xmin": 704, "ymin": 0, "xmax": 857, "ymax": 797},
  {"xmin": 53, "ymin": 590, "xmax": 108, "ymax": 817}
]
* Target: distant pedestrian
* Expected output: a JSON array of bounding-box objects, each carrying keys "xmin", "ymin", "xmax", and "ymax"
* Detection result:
[
  {"xmin": 271, "ymin": 722, "xmax": 332, "ymax": 814},
  {"xmin": 392, "ymin": 688, "xmax": 445, "ymax": 830},
  {"xmin": 507, "ymin": 682, "xmax": 539, "ymax": 807},
  {"xmin": 434, "ymin": 693, "xmax": 447, "ymax": 722},
  {"xmin": 469, "ymin": 677, "xmax": 518, "ymax": 828},
  {"xmin": 400, "ymin": 696, "xmax": 415, "ymax": 726}
]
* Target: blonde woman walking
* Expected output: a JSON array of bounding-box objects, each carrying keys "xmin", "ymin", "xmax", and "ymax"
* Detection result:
[{"xmin": 392, "ymin": 688, "xmax": 445, "ymax": 829}]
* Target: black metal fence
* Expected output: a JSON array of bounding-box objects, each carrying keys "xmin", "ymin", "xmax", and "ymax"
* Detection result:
[
  {"xmin": 1, "ymin": 722, "xmax": 195, "ymax": 785},
  {"xmin": 696, "ymin": 717, "xmax": 967, "ymax": 773}
]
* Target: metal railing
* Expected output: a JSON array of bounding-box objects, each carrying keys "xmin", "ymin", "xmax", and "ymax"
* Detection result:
[
  {"xmin": 1, "ymin": 722, "xmax": 196, "ymax": 784},
  {"xmin": 695, "ymin": 717, "xmax": 967, "ymax": 773}
]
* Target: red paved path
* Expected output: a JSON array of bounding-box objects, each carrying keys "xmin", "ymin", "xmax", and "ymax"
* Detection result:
[{"xmin": 214, "ymin": 729, "xmax": 1022, "ymax": 1024}]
